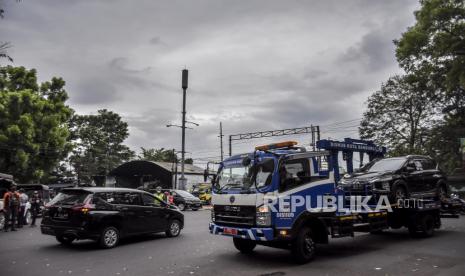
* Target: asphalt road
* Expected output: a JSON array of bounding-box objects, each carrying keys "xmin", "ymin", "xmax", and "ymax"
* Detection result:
[{"xmin": 1, "ymin": 210, "xmax": 465, "ymax": 276}]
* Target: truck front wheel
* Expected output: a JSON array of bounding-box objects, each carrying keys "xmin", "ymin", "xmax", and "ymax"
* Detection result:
[
  {"xmin": 291, "ymin": 226, "xmax": 316, "ymax": 264},
  {"xmin": 233, "ymin": 237, "xmax": 256, "ymax": 253}
]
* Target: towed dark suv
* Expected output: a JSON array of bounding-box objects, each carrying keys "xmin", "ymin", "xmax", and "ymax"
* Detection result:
[
  {"xmin": 41, "ymin": 188, "xmax": 184, "ymax": 248},
  {"xmin": 339, "ymin": 155, "xmax": 448, "ymax": 202}
]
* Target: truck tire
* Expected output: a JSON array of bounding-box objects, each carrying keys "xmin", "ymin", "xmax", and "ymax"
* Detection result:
[
  {"xmin": 233, "ymin": 237, "xmax": 256, "ymax": 253},
  {"xmin": 291, "ymin": 226, "xmax": 316, "ymax": 264},
  {"xmin": 409, "ymin": 214, "xmax": 435, "ymax": 238}
]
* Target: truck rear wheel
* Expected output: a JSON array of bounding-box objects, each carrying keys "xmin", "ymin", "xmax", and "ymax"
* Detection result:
[
  {"xmin": 408, "ymin": 214, "xmax": 435, "ymax": 238},
  {"xmin": 233, "ymin": 237, "xmax": 256, "ymax": 253},
  {"xmin": 291, "ymin": 226, "xmax": 315, "ymax": 264}
]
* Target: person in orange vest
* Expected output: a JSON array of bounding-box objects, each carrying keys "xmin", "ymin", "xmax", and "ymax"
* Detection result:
[{"xmin": 3, "ymin": 184, "xmax": 20, "ymax": 232}]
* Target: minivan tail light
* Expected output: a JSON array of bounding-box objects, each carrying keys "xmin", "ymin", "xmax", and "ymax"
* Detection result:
[{"xmin": 72, "ymin": 203, "xmax": 95, "ymax": 214}]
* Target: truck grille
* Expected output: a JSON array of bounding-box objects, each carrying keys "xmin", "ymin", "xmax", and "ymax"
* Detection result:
[{"xmin": 214, "ymin": 205, "xmax": 255, "ymax": 227}]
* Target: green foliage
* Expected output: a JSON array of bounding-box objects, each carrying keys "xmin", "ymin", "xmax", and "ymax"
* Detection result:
[
  {"xmin": 185, "ymin": 158, "xmax": 194, "ymax": 165},
  {"xmin": 0, "ymin": 65, "xmax": 73, "ymax": 182},
  {"xmin": 360, "ymin": 74, "xmax": 438, "ymax": 156},
  {"xmin": 138, "ymin": 147, "xmax": 178, "ymax": 163},
  {"xmin": 395, "ymin": 0, "xmax": 465, "ymax": 171},
  {"xmin": 362, "ymin": 0, "xmax": 465, "ymax": 172},
  {"xmin": 69, "ymin": 109, "xmax": 135, "ymax": 184}
]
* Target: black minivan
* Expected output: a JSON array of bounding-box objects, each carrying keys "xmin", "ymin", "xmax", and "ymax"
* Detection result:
[{"xmin": 41, "ymin": 188, "xmax": 184, "ymax": 249}]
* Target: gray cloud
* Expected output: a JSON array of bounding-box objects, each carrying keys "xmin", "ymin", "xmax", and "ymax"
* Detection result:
[{"xmin": 0, "ymin": 0, "xmax": 421, "ymax": 164}]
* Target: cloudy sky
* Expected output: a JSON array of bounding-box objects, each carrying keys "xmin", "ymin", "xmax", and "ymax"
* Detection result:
[{"xmin": 1, "ymin": 0, "xmax": 420, "ymax": 165}]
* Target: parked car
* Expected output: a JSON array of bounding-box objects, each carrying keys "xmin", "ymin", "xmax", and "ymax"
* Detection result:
[
  {"xmin": 41, "ymin": 187, "xmax": 184, "ymax": 248},
  {"xmin": 163, "ymin": 189, "xmax": 202, "ymax": 211},
  {"xmin": 339, "ymin": 155, "xmax": 448, "ymax": 202}
]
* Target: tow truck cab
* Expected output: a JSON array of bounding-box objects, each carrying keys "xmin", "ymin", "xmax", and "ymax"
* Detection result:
[{"xmin": 209, "ymin": 139, "xmax": 447, "ymax": 263}]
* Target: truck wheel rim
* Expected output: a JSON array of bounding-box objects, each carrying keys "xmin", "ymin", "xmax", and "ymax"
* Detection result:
[
  {"xmin": 179, "ymin": 204, "xmax": 185, "ymax": 210},
  {"xmin": 170, "ymin": 222, "xmax": 180, "ymax": 235},
  {"xmin": 104, "ymin": 229, "xmax": 118, "ymax": 246},
  {"xmin": 304, "ymin": 235, "xmax": 314, "ymax": 255}
]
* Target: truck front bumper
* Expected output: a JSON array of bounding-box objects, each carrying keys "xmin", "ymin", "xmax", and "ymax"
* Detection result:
[{"xmin": 209, "ymin": 222, "xmax": 274, "ymax": 241}]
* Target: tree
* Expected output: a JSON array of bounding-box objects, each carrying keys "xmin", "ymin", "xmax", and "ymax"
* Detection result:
[
  {"xmin": 0, "ymin": 66, "xmax": 73, "ymax": 182},
  {"xmin": 395, "ymin": 0, "xmax": 465, "ymax": 170},
  {"xmin": 360, "ymin": 73, "xmax": 438, "ymax": 156},
  {"xmin": 185, "ymin": 158, "xmax": 193, "ymax": 165},
  {"xmin": 138, "ymin": 147, "xmax": 178, "ymax": 163},
  {"xmin": 70, "ymin": 109, "xmax": 135, "ymax": 185}
]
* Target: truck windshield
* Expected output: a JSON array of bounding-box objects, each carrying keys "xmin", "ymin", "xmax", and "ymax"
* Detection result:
[
  {"xmin": 216, "ymin": 158, "xmax": 274, "ymax": 192},
  {"xmin": 216, "ymin": 165, "xmax": 253, "ymax": 192}
]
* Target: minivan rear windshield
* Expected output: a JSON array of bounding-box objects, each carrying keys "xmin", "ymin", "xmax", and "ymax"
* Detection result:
[{"xmin": 48, "ymin": 190, "xmax": 91, "ymax": 206}]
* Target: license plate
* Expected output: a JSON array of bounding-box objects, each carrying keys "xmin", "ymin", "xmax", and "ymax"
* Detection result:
[
  {"xmin": 223, "ymin": 227, "xmax": 238, "ymax": 235},
  {"xmin": 54, "ymin": 212, "xmax": 68, "ymax": 219}
]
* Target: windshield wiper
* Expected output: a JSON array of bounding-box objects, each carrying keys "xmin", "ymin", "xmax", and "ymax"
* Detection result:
[{"xmin": 216, "ymin": 183, "xmax": 241, "ymax": 194}]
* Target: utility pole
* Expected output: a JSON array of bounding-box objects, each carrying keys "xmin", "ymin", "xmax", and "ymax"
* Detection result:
[
  {"xmin": 219, "ymin": 122, "xmax": 224, "ymax": 161},
  {"xmin": 180, "ymin": 69, "xmax": 188, "ymax": 190}
]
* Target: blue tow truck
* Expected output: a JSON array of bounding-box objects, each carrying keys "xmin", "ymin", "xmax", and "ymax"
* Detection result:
[{"xmin": 209, "ymin": 139, "xmax": 453, "ymax": 263}]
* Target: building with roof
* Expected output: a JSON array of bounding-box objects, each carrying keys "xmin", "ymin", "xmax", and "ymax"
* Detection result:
[{"xmin": 108, "ymin": 160, "xmax": 214, "ymax": 191}]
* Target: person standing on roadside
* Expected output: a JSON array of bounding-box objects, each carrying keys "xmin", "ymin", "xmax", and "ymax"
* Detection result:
[
  {"xmin": 17, "ymin": 188, "xmax": 29, "ymax": 228},
  {"xmin": 3, "ymin": 184, "xmax": 20, "ymax": 232},
  {"xmin": 30, "ymin": 191, "xmax": 41, "ymax": 227}
]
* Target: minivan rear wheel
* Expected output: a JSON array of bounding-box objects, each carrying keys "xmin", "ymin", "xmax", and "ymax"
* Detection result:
[
  {"xmin": 99, "ymin": 226, "xmax": 120, "ymax": 249},
  {"xmin": 166, "ymin": 220, "xmax": 181, "ymax": 237},
  {"xmin": 56, "ymin": 235, "xmax": 75, "ymax": 245}
]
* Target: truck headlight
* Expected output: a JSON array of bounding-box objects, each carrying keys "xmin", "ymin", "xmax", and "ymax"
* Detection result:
[
  {"xmin": 211, "ymin": 209, "xmax": 215, "ymax": 222},
  {"xmin": 256, "ymin": 205, "xmax": 271, "ymax": 226}
]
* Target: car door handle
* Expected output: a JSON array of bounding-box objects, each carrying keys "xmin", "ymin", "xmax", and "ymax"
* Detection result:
[
  {"xmin": 144, "ymin": 210, "xmax": 153, "ymax": 213},
  {"xmin": 117, "ymin": 206, "xmax": 129, "ymax": 211}
]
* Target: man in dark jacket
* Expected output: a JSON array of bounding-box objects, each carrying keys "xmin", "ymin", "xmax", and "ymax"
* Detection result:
[{"xmin": 3, "ymin": 184, "xmax": 20, "ymax": 231}]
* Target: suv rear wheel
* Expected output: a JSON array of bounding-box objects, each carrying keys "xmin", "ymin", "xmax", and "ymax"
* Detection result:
[{"xmin": 99, "ymin": 226, "xmax": 120, "ymax": 249}]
